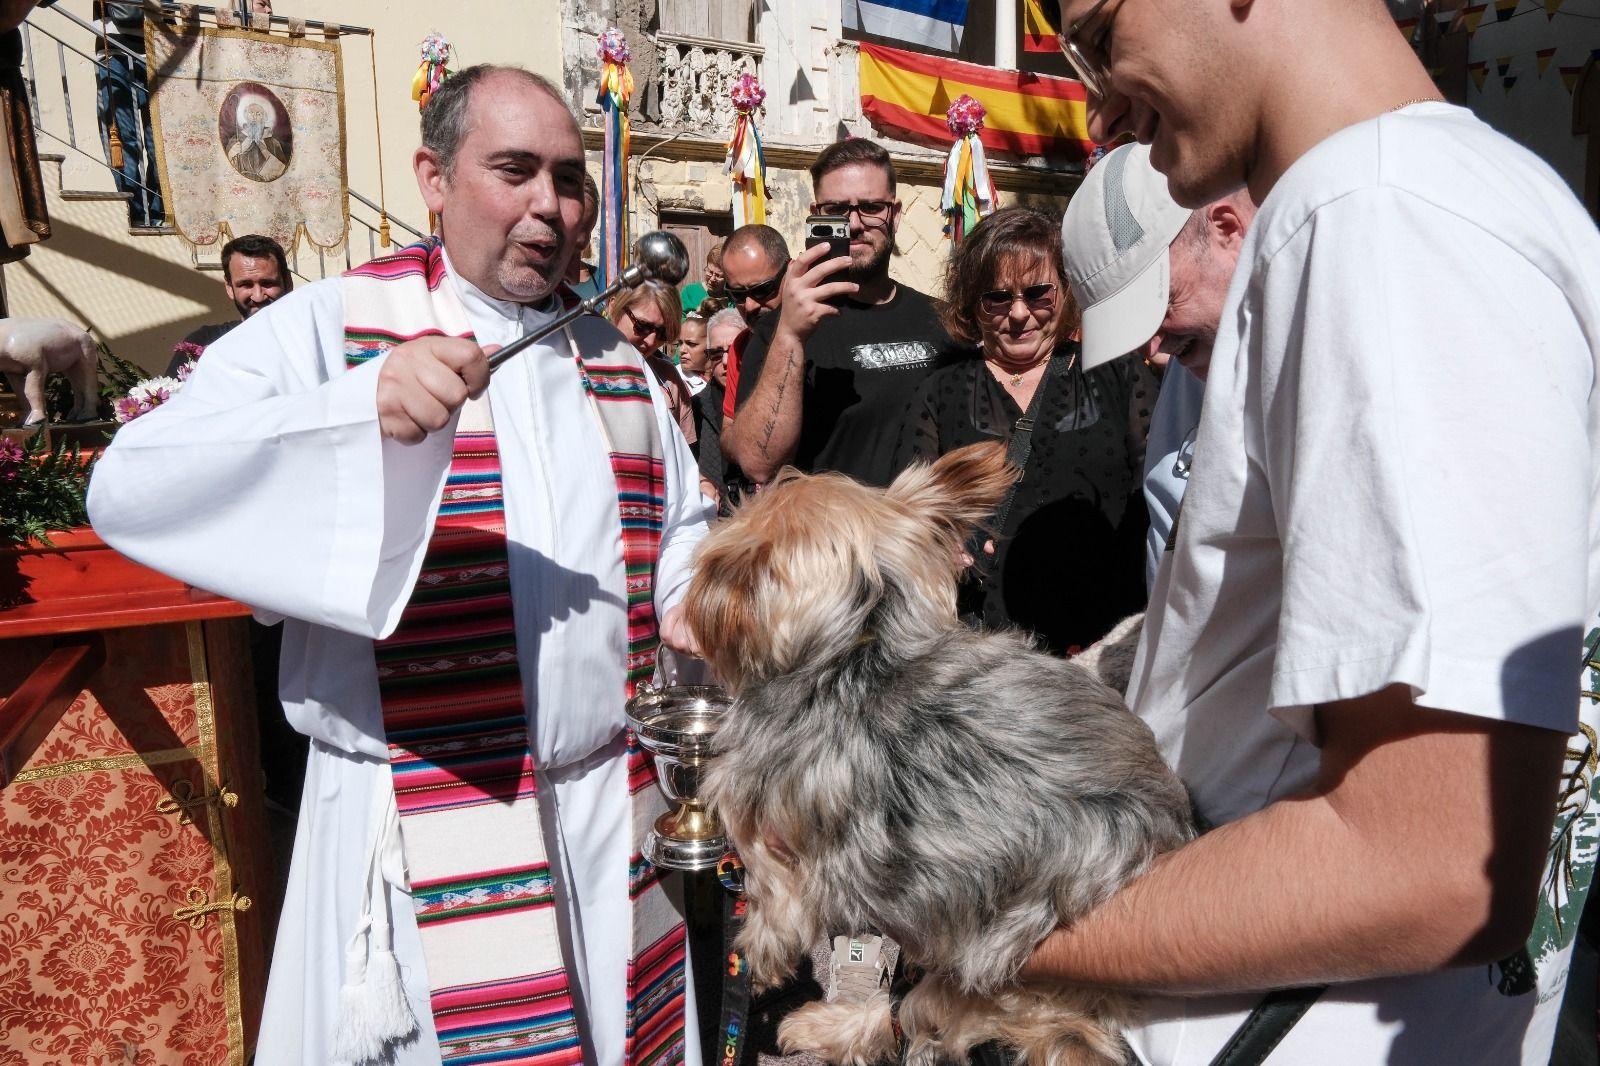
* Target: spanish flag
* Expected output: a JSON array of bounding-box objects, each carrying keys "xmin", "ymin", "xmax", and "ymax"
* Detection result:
[
  {"xmin": 1022, "ymin": 0, "xmax": 1060, "ymax": 53},
  {"xmin": 858, "ymin": 42, "xmax": 1094, "ymax": 160}
]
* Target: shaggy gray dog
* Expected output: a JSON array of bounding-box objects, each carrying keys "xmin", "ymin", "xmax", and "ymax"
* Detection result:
[{"xmin": 683, "ymin": 442, "xmax": 1195, "ymax": 1065}]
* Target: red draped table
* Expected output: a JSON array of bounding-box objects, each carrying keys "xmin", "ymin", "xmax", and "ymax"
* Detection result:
[{"xmin": 0, "ymin": 529, "xmax": 278, "ymax": 1064}]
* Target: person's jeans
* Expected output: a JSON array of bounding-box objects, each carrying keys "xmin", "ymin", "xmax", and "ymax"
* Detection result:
[{"xmin": 95, "ymin": 48, "xmax": 163, "ymax": 227}]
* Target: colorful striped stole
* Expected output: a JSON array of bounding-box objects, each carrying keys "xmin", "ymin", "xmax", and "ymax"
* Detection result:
[{"xmin": 343, "ymin": 239, "xmax": 688, "ymax": 1066}]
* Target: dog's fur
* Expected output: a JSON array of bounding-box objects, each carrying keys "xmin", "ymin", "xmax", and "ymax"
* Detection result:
[{"xmin": 683, "ymin": 443, "xmax": 1196, "ymax": 1065}]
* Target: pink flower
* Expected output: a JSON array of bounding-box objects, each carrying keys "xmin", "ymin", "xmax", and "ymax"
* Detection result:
[
  {"xmin": 946, "ymin": 94, "xmax": 987, "ymax": 137},
  {"xmin": 730, "ymin": 72, "xmax": 766, "ymax": 114},
  {"xmin": 598, "ymin": 27, "xmax": 630, "ymax": 64},
  {"xmin": 113, "ymin": 396, "xmax": 147, "ymax": 423},
  {"xmin": 0, "ymin": 437, "xmax": 21, "ymax": 466},
  {"xmin": 175, "ymin": 359, "xmax": 196, "ymax": 382}
]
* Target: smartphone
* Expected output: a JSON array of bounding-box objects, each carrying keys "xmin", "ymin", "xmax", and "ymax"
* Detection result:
[{"xmin": 804, "ymin": 214, "xmax": 852, "ymax": 263}]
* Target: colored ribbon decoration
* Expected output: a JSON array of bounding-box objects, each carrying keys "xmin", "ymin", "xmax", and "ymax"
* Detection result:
[
  {"xmin": 725, "ymin": 73, "xmax": 768, "ymax": 228},
  {"xmin": 941, "ymin": 94, "xmax": 998, "ymax": 246},
  {"xmin": 597, "ymin": 28, "xmax": 634, "ymax": 289},
  {"xmin": 411, "ymin": 32, "xmax": 451, "ymax": 111}
]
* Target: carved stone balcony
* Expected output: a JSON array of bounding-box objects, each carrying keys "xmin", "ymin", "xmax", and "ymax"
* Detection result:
[{"xmin": 653, "ymin": 32, "xmax": 764, "ymax": 136}]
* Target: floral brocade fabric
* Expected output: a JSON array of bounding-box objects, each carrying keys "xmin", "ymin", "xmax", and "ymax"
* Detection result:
[{"xmin": 0, "ymin": 629, "xmax": 237, "ymax": 1064}]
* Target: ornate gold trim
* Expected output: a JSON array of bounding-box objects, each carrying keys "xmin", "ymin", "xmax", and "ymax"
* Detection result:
[
  {"xmin": 10, "ymin": 745, "xmax": 195, "ymax": 783},
  {"xmin": 187, "ymin": 622, "xmax": 247, "ymax": 1066}
]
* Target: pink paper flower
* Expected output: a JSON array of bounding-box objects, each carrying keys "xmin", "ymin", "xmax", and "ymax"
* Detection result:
[
  {"xmin": 730, "ymin": 72, "xmax": 766, "ymax": 115},
  {"xmin": 419, "ymin": 31, "xmax": 450, "ymax": 65},
  {"xmin": 946, "ymin": 94, "xmax": 987, "ymax": 137},
  {"xmin": 598, "ymin": 28, "xmax": 630, "ymax": 65}
]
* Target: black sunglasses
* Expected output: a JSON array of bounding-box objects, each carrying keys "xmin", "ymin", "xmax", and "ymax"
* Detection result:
[
  {"xmin": 621, "ymin": 310, "xmax": 666, "ymax": 338},
  {"xmin": 978, "ymin": 283, "xmax": 1058, "ymax": 315},
  {"xmin": 724, "ymin": 261, "xmax": 789, "ymax": 302}
]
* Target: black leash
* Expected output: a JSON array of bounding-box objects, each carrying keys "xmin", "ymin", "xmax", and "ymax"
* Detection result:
[
  {"xmin": 714, "ymin": 854, "xmax": 755, "ymax": 1066},
  {"xmin": 1206, "ymin": 985, "xmax": 1327, "ymax": 1066}
]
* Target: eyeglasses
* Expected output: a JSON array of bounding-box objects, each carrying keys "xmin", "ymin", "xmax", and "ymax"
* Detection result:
[
  {"xmin": 704, "ymin": 345, "xmax": 730, "ymax": 360},
  {"xmin": 621, "ymin": 310, "xmax": 666, "ymax": 339},
  {"xmin": 978, "ymin": 283, "xmax": 1058, "ymax": 316},
  {"xmin": 815, "ymin": 200, "xmax": 894, "ymax": 224},
  {"xmin": 1057, "ymin": 0, "xmax": 1125, "ymax": 98},
  {"xmin": 723, "ymin": 262, "xmax": 788, "ymax": 303}
]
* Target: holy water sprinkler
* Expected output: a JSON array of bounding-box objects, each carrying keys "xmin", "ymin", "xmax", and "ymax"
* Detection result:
[{"xmin": 485, "ymin": 230, "xmax": 691, "ymax": 373}]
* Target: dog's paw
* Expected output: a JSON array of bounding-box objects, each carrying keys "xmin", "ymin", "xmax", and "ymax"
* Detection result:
[{"xmin": 777, "ymin": 994, "xmax": 895, "ymax": 1066}]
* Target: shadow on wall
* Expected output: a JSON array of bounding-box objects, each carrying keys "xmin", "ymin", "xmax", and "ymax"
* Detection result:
[{"xmin": 15, "ymin": 217, "xmax": 235, "ymax": 375}]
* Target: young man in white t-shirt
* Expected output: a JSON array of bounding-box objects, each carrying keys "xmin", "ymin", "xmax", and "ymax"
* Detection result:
[{"xmin": 1028, "ymin": 0, "xmax": 1600, "ymax": 1062}]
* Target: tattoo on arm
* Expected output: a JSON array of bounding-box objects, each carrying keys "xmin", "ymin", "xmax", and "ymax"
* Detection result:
[{"xmin": 757, "ymin": 342, "xmax": 802, "ymax": 459}]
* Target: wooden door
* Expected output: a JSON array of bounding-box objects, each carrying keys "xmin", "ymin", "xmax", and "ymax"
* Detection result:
[
  {"xmin": 660, "ymin": 211, "xmax": 734, "ymax": 292},
  {"xmin": 660, "ymin": 0, "xmax": 755, "ymax": 41}
]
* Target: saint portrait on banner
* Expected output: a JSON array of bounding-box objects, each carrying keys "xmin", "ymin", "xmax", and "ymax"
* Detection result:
[{"xmin": 218, "ymin": 82, "xmax": 292, "ymax": 183}]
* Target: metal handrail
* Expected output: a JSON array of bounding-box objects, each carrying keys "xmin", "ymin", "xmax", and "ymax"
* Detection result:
[
  {"xmin": 23, "ymin": 6, "xmax": 420, "ymax": 280},
  {"xmin": 349, "ymin": 188, "xmax": 425, "ymax": 241},
  {"xmin": 42, "ymin": 2, "xmax": 372, "ymax": 59}
]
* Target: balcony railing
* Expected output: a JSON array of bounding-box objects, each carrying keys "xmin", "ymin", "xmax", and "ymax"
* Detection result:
[{"xmin": 654, "ymin": 32, "xmax": 764, "ymax": 134}]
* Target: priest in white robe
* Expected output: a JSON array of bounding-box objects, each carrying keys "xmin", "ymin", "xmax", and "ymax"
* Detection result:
[{"xmin": 88, "ymin": 66, "xmax": 712, "ymax": 1066}]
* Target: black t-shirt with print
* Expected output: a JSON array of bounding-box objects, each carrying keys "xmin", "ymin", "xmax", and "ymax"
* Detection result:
[{"xmin": 733, "ymin": 283, "xmax": 956, "ymax": 487}]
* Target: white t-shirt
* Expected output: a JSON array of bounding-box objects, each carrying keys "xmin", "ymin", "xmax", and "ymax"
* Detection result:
[
  {"xmin": 1124, "ymin": 102, "xmax": 1600, "ymax": 1065},
  {"xmin": 1142, "ymin": 361, "xmax": 1204, "ymax": 591}
]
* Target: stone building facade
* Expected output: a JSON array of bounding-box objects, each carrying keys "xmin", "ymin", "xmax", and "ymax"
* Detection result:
[{"xmin": 562, "ymin": 0, "xmax": 1081, "ymax": 296}]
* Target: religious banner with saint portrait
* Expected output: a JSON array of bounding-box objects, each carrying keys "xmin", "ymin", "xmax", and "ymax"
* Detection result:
[{"xmin": 146, "ymin": 21, "xmax": 347, "ymax": 252}]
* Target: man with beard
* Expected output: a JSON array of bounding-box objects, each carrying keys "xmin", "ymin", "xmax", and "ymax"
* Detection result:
[
  {"xmin": 723, "ymin": 138, "xmax": 955, "ymax": 487},
  {"xmin": 91, "ymin": 65, "xmax": 711, "ymax": 1066},
  {"xmin": 165, "ymin": 233, "xmax": 292, "ymax": 373},
  {"xmin": 1024, "ymin": 0, "xmax": 1600, "ymax": 1064}
]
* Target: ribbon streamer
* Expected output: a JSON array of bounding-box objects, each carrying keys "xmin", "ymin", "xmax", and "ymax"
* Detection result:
[
  {"xmin": 941, "ymin": 94, "xmax": 997, "ymax": 246},
  {"xmin": 597, "ymin": 28, "xmax": 634, "ymax": 289},
  {"xmin": 724, "ymin": 73, "xmax": 768, "ymax": 228}
]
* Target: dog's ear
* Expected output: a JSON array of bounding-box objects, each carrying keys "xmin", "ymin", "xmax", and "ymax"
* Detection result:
[
  {"xmin": 683, "ymin": 536, "xmax": 773, "ymax": 690},
  {"xmin": 884, "ymin": 441, "xmax": 1016, "ymax": 542}
]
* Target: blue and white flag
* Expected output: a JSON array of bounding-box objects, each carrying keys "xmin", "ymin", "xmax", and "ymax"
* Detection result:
[{"xmin": 843, "ymin": 0, "xmax": 967, "ymax": 52}]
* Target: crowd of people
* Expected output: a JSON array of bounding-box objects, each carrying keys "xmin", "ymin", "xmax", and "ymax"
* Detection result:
[{"xmin": 88, "ymin": 0, "xmax": 1600, "ymax": 1058}]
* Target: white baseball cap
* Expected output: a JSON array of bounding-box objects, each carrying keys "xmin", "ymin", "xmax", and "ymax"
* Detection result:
[{"xmin": 1061, "ymin": 143, "xmax": 1192, "ymax": 369}]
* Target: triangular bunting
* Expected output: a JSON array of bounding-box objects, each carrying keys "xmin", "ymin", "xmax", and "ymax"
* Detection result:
[
  {"xmin": 1503, "ymin": 74, "xmax": 1519, "ymax": 90},
  {"xmin": 1561, "ymin": 65, "xmax": 1584, "ymax": 92},
  {"xmin": 1395, "ymin": 15, "xmax": 1420, "ymax": 41},
  {"xmin": 1463, "ymin": 3, "xmax": 1487, "ymax": 32},
  {"xmin": 1494, "ymin": 0, "xmax": 1518, "ymax": 20},
  {"xmin": 1469, "ymin": 60, "xmax": 1489, "ymax": 90},
  {"xmin": 1536, "ymin": 48, "xmax": 1556, "ymax": 76},
  {"xmin": 1496, "ymin": 55, "xmax": 1513, "ymax": 77},
  {"xmin": 1546, "ymin": 0, "xmax": 1564, "ymax": 18}
]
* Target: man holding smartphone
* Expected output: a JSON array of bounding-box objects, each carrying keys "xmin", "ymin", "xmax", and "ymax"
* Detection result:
[{"xmin": 723, "ymin": 138, "xmax": 956, "ymax": 488}]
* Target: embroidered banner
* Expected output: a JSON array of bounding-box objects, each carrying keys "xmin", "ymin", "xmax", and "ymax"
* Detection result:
[{"xmin": 146, "ymin": 21, "xmax": 348, "ymax": 252}]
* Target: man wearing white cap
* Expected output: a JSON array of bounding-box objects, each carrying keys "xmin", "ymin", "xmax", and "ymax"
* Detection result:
[{"xmin": 1060, "ymin": 141, "xmax": 1253, "ymax": 589}]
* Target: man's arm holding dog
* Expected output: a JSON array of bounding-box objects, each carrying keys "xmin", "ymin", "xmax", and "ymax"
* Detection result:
[{"xmin": 1021, "ymin": 685, "xmax": 1565, "ymax": 994}]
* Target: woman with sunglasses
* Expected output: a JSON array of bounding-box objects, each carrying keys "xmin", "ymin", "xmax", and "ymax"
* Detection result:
[
  {"xmin": 896, "ymin": 206, "xmax": 1156, "ymax": 656},
  {"xmin": 608, "ymin": 279, "xmax": 698, "ymax": 453}
]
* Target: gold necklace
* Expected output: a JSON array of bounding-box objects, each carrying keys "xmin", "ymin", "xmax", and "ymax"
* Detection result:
[
  {"xmin": 993, "ymin": 349, "xmax": 1077, "ymax": 388},
  {"xmin": 1389, "ymin": 96, "xmax": 1442, "ymax": 112}
]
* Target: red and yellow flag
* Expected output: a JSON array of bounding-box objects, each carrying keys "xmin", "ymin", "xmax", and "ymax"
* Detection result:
[
  {"xmin": 858, "ymin": 42, "xmax": 1094, "ymax": 160},
  {"xmin": 1022, "ymin": 0, "xmax": 1059, "ymax": 52}
]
